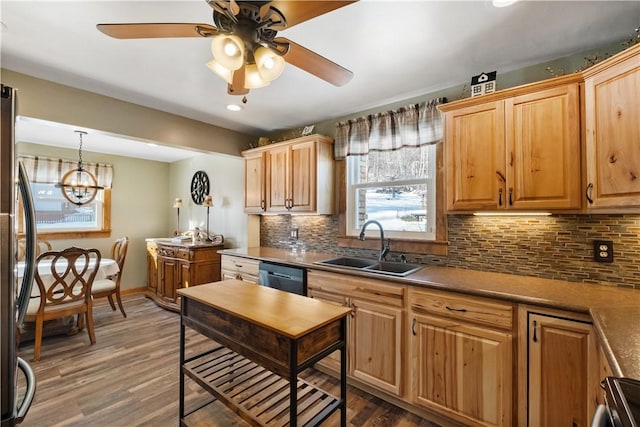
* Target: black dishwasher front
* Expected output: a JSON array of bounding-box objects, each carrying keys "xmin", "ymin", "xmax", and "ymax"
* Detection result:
[{"xmin": 258, "ymin": 261, "xmax": 306, "ymax": 296}]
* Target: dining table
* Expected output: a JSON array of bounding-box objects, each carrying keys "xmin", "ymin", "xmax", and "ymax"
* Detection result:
[
  {"xmin": 15, "ymin": 256, "xmax": 119, "ymax": 340},
  {"xmin": 16, "ymin": 257, "xmax": 119, "ymax": 296}
]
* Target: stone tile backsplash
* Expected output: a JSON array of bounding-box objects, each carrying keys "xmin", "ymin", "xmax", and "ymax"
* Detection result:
[{"xmin": 260, "ymin": 214, "xmax": 640, "ymax": 289}]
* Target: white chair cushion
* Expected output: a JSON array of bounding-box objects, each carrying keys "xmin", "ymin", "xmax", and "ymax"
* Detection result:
[
  {"xmin": 91, "ymin": 278, "xmax": 116, "ymax": 294},
  {"xmin": 26, "ymin": 297, "xmax": 85, "ymax": 316}
]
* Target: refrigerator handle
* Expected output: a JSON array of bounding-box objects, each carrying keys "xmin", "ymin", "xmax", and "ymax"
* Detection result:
[
  {"xmin": 14, "ymin": 357, "xmax": 36, "ymax": 423},
  {"xmin": 16, "ymin": 161, "xmax": 36, "ymax": 326}
]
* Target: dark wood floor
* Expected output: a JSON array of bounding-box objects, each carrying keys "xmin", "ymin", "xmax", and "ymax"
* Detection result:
[{"xmin": 17, "ymin": 294, "xmax": 441, "ymax": 427}]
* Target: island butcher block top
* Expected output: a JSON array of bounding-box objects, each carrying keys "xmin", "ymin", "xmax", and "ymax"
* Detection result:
[{"xmin": 177, "ymin": 280, "xmax": 351, "ymax": 339}]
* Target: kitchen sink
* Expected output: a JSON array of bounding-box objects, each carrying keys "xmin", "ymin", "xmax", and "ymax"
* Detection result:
[
  {"xmin": 315, "ymin": 257, "xmax": 423, "ymax": 277},
  {"xmin": 317, "ymin": 257, "xmax": 377, "ymax": 269},
  {"xmin": 365, "ymin": 261, "xmax": 423, "ymax": 276}
]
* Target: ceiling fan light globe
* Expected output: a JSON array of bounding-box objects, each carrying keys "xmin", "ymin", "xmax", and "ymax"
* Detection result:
[
  {"xmin": 211, "ymin": 35, "xmax": 244, "ymax": 70},
  {"xmin": 245, "ymin": 64, "xmax": 270, "ymax": 89},
  {"xmin": 206, "ymin": 59, "xmax": 233, "ymax": 83},
  {"xmin": 255, "ymin": 46, "xmax": 285, "ymax": 82}
]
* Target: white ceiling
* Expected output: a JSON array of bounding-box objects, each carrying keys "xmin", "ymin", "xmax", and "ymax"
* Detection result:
[{"xmin": 2, "ymin": 1, "xmax": 639, "ymax": 161}]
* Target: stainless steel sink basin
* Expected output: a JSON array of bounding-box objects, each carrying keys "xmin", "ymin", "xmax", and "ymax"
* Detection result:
[
  {"xmin": 317, "ymin": 257, "xmax": 377, "ymax": 269},
  {"xmin": 315, "ymin": 257, "xmax": 423, "ymax": 277},
  {"xmin": 365, "ymin": 261, "xmax": 423, "ymax": 276}
]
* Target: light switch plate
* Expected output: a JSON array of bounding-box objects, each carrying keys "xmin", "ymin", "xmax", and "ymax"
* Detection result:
[{"xmin": 593, "ymin": 240, "xmax": 614, "ymax": 263}]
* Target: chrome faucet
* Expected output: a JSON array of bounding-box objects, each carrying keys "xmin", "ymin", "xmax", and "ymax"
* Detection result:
[{"xmin": 359, "ymin": 220, "xmax": 390, "ymax": 261}]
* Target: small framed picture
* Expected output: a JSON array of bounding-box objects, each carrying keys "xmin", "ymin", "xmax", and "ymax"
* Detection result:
[{"xmin": 302, "ymin": 125, "xmax": 315, "ymax": 136}]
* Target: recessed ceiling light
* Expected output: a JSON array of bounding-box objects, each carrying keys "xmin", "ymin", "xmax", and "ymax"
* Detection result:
[
  {"xmin": 146, "ymin": 143, "xmax": 158, "ymax": 147},
  {"xmin": 492, "ymin": 0, "xmax": 518, "ymax": 7},
  {"xmin": 226, "ymin": 104, "xmax": 243, "ymax": 112}
]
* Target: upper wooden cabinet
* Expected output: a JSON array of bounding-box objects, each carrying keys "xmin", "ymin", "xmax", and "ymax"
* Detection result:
[
  {"xmin": 242, "ymin": 134, "xmax": 335, "ymax": 214},
  {"xmin": 440, "ymin": 75, "xmax": 583, "ymax": 212},
  {"xmin": 583, "ymin": 44, "xmax": 640, "ymax": 209}
]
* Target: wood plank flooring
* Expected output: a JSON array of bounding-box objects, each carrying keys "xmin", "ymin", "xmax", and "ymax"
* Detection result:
[{"xmin": 17, "ymin": 294, "xmax": 441, "ymax": 427}]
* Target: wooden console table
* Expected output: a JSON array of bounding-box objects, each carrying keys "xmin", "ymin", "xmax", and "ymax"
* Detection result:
[
  {"xmin": 178, "ymin": 280, "xmax": 350, "ymax": 426},
  {"xmin": 145, "ymin": 238, "xmax": 223, "ymax": 312}
]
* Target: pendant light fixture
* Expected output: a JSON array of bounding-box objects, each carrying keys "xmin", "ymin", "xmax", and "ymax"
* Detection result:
[{"xmin": 56, "ymin": 130, "xmax": 104, "ymax": 206}]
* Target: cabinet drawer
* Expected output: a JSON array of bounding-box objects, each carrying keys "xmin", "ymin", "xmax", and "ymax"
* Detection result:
[
  {"xmin": 221, "ymin": 256, "xmax": 260, "ymax": 276},
  {"xmin": 177, "ymin": 249, "xmax": 192, "ymax": 261},
  {"xmin": 157, "ymin": 245, "xmax": 177, "ymax": 258},
  {"xmin": 307, "ymin": 269, "xmax": 405, "ymax": 308},
  {"xmin": 409, "ymin": 288, "xmax": 514, "ymax": 330}
]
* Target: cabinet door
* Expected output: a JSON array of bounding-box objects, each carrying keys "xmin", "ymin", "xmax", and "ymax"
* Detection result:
[
  {"xmin": 289, "ymin": 140, "xmax": 316, "ymax": 212},
  {"xmin": 265, "ymin": 145, "xmax": 290, "ymax": 212},
  {"xmin": 244, "ymin": 152, "xmax": 265, "ymax": 213},
  {"xmin": 158, "ymin": 257, "xmax": 178, "ymax": 303},
  {"xmin": 585, "ymin": 54, "xmax": 640, "ymax": 208},
  {"xmin": 527, "ymin": 313, "xmax": 598, "ymax": 427},
  {"xmin": 351, "ymin": 299, "xmax": 403, "ymax": 396},
  {"xmin": 507, "ymin": 84, "xmax": 581, "ymax": 209},
  {"xmin": 445, "ymin": 101, "xmax": 506, "ymax": 211},
  {"xmin": 411, "ymin": 313, "xmax": 512, "ymax": 426}
]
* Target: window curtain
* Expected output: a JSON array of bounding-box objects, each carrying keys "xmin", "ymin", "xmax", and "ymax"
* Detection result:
[
  {"xmin": 334, "ymin": 97, "xmax": 445, "ymax": 159},
  {"xmin": 18, "ymin": 155, "xmax": 114, "ymax": 188}
]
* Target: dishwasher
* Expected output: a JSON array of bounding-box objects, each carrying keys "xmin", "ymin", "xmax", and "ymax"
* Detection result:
[{"xmin": 258, "ymin": 261, "xmax": 306, "ymax": 296}]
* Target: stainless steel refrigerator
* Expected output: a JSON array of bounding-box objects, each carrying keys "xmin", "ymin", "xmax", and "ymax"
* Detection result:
[{"xmin": 1, "ymin": 85, "xmax": 37, "ymax": 426}]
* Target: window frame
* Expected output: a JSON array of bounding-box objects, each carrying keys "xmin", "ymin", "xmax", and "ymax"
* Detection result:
[
  {"xmin": 337, "ymin": 143, "xmax": 448, "ymax": 256},
  {"xmin": 345, "ymin": 145, "xmax": 437, "ymax": 240}
]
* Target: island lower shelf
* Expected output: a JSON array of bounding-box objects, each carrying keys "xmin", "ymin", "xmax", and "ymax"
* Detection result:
[{"xmin": 183, "ymin": 345, "xmax": 341, "ymax": 427}]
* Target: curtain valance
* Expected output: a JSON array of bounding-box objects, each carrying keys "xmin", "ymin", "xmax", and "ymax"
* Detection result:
[
  {"xmin": 334, "ymin": 97, "xmax": 445, "ymax": 159},
  {"xmin": 18, "ymin": 155, "xmax": 113, "ymax": 188}
]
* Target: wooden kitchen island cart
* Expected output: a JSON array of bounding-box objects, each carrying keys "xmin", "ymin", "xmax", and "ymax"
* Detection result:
[{"xmin": 178, "ymin": 280, "xmax": 351, "ymax": 426}]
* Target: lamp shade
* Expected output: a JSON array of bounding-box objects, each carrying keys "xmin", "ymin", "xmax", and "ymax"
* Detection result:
[
  {"xmin": 173, "ymin": 198, "xmax": 183, "ymax": 208},
  {"xmin": 255, "ymin": 46, "xmax": 285, "ymax": 82},
  {"xmin": 206, "ymin": 59, "xmax": 233, "ymax": 83},
  {"xmin": 203, "ymin": 195, "xmax": 213, "ymax": 207},
  {"xmin": 244, "ymin": 64, "xmax": 270, "ymax": 89},
  {"xmin": 211, "ymin": 35, "xmax": 245, "ymax": 71}
]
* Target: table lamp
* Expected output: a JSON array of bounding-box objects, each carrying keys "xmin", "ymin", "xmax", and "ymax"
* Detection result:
[
  {"xmin": 173, "ymin": 198, "xmax": 182, "ymax": 235},
  {"xmin": 203, "ymin": 195, "xmax": 213, "ymax": 242}
]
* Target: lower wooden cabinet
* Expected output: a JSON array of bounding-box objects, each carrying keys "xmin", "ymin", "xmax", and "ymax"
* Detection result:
[
  {"xmin": 518, "ymin": 306, "xmax": 599, "ymax": 427},
  {"xmin": 351, "ymin": 298, "xmax": 404, "ymax": 396},
  {"xmin": 409, "ymin": 288, "xmax": 514, "ymax": 426},
  {"xmin": 307, "ymin": 269, "xmax": 406, "ymax": 397},
  {"xmin": 220, "ymin": 254, "xmax": 259, "ymax": 283},
  {"xmin": 145, "ymin": 239, "xmax": 223, "ymax": 312}
]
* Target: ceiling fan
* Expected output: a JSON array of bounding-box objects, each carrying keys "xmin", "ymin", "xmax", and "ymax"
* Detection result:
[{"xmin": 97, "ymin": 0, "xmax": 357, "ymax": 96}]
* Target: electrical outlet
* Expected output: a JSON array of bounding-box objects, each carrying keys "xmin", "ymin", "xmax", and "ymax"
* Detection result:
[
  {"xmin": 290, "ymin": 228, "xmax": 298, "ymax": 240},
  {"xmin": 593, "ymin": 240, "xmax": 613, "ymax": 263}
]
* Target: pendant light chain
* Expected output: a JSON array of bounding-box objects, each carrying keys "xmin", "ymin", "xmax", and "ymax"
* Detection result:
[{"xmin": 76, "ymin": 130, "xmax": 87, "ymax": 170}]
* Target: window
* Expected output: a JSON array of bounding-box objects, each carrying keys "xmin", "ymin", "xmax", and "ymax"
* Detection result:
[
  {"xmin": 32, "ymin": 182, "xmax": 104, "ymax": 231},
  {"xmin": 347, "ymin": 145, "xmax": 436, "ymax": 240},
  {"xmin": 335, "ymin": 98, "xmax": 445, "ymax": 248},
  {"xmin": 18, "ymin": 155, "xmax": 112, "ymax": 239}
]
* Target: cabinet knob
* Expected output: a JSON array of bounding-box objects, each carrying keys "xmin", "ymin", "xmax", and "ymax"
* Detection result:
[{"xmin": 498, "ymin": 188, "xmax": 503, "ymax": 206}]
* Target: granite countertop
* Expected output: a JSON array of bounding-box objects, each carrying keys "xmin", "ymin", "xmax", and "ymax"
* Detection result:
[{"xmin": 219, "ymin": 247, "xmax": 640, "ymax": 380}]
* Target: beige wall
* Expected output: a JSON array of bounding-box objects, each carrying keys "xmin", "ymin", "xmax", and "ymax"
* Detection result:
[
  {"xmin": 2, "ymin": 69, "xmax": 255, "ymax": 156},
  {"xmin": 168, "ymin": 154, "xmax": 250, "ymax": 249}
]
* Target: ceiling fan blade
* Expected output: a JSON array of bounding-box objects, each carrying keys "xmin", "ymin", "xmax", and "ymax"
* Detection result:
[
  {"xmin": 268, "ymin": 1, "xmax": 358, "ymax": 29},
  {"xmin": 96, "ymin": 23, "xmax": 219, "ymax": 39},
  {"xmin": 276, "ymin": 37, "xmax": 353, "ymax": 87}
]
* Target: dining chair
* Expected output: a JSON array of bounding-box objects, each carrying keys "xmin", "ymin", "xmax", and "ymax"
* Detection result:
[
  {"xmin": 16, "ymin": 238, "xmax": 52, "ymax": 261},
  {"xmin": 24, "ymin": 247, "xmax": 101, "ymax": 361},
  {"xmin": 92, "ymin": 236, "xmax": 129, "ymax": 317}
]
